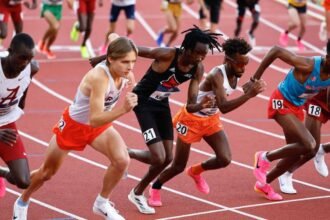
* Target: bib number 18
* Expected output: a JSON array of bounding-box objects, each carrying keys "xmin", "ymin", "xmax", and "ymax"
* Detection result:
[{"xmin": 308, "ymin": 104, "xmax": 321, "ymax": 117}]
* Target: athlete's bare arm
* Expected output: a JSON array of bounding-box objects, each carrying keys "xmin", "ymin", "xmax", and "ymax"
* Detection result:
[
  {"xmin": 185, "ymin": 63, "xmax": 213, "ymax": 113},
  {"xmin": 88, "ymin": 68, "xmax": 137, "ymax": 127},
  {"xmin": 211, "ymin": 67, "xmax": 265, "ymax": 113},
  {"xmin": 252, "ymin": 46, "xmax": 314, "ymax": 82}
]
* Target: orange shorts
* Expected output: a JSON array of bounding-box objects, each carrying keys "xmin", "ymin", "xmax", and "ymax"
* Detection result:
[
  {"xmin": 53, "ymin": 107, "xmax": 111, "ymax": 151},
  {"xmin": 324, "ymin": 0, "xmax": 330, "ymax": 11},
  {"xmin": 172, "ymin": 106, "xmax": 223, "ymax": 144},
  {"xmin": 268, "ymin": 89, "xmax": 304, "ymax": 122}
]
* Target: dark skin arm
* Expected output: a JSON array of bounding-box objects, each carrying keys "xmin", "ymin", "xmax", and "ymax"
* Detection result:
[
  {"xmin": 0, "ymin": 128, "xmax": 17, "ymax": 146},
  {"xmin": 19, "ymin": 60, "xmax": 39, "ymax": 109},
  {"xmin": 194, "ymin": 67, "xmax": 265, "ymax": 114},
  {"xmin": 89, "ymin": 46, "xmax": 176, "ymax": 71},
  {"xmin": 185, "ymin": 63, "xmax": 209, "ymax": 113},
  {"xmin": 243, "ymin": 46, "xmax": 314, "ymax": 93},
  {"xmin": 213, "ymin": 68, "xmax": 265, "ymax": 113}
]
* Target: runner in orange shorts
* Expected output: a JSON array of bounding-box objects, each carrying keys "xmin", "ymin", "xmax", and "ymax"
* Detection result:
[
  {"xmin": 147, "ymin": 38, "xmax": 265, "ymax": 206},
  {"xmin": 13, "ymin": 36, "xmax": 138, "ymax": 220}
]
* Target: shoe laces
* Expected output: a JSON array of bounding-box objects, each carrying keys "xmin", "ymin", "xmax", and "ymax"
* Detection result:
[{"xmin": 103, "ymin": 200, "xmax": 119, "ymax": 214}]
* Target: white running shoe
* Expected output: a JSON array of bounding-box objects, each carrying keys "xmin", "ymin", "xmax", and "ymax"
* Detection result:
[
  {"xmin": 278, "ymin": 172, "xmax": 297, "ymax": 194},
  {"xmin": 247, "ymin": 31, "xmax": 256, "ymax": 48},
  {"xmin": 314, "ymin": 147, "xmax": 328, "ymax": 177},
  {"xmin": 13, "ymin": 197, "xmax": 29, "ymax": 220},
  {"xmin": 128, "ymin": 189, "xmax": 155, "ymax": 214},
  {"xmin": 93, "ymin": 199, "xmax": 125, "ymax": 220}
]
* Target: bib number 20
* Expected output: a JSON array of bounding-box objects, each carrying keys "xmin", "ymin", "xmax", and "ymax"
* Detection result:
[{"xmin": 176, "ymin": 122, "xmax": 188, "ymax": 136}]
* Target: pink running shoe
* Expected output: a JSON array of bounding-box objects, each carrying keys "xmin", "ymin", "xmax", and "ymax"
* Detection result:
[
  {"xmin": 279, "ymin": 32, "xmax": 288, "ymax": 47},
  {"xmin": 254, "ymin": 181, "xmax": 283, "ymax": 201},
  {"xmin": 296, "ymin": 40, "xmax": 305, "ymax": 52},
  {"xmin": 0, "ymin": 177, "xmax": 6, "ymax": 198},
  {"xmin": 148, "ymin": 188, "xmax": 162, "ymax": 207},
  {"xmin": 253, "ymin": 151, "xmax": 270, "ymax": 184},
  {"xmin": 186, "ymin": 167, "xmax": 210, "ymax": 194}
]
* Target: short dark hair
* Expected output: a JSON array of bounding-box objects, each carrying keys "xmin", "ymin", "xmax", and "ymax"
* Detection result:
[
  {"xmin": 222, "ymin": 38, "xmax": 252, "ymax": 57},
  {"xmin": 327, "ymin": 39, "xmax": 330, "ymax": 54},
  {"xmin": 180, "ymin": 25, "xmax": 222, "ymax": 53},
  {"xmin": 10, "ymin": 33, "xmax": 35, "ymax": 52}
]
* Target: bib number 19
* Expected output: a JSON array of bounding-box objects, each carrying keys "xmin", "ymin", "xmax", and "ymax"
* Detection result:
[{"xmin": 272, "ymin": 99, "xmax": 284, "ymax": 110}]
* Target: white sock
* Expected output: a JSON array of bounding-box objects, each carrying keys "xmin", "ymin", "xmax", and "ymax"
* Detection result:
[
  {"xmin": 96, "ymin": 194, "xmax": 108, "ymax": 205},
  {"xmin": 318, "ymin": 144, "xmax": 325, "ymax": 154},
  {"xmin": 262, "ymin": 152, "xmax": 270, "ymax": 162}
]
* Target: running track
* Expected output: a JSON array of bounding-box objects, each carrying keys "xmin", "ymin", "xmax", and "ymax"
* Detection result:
[{"xmin": 0, "ymin": 0, "xmax": 329, "ymax": 219}]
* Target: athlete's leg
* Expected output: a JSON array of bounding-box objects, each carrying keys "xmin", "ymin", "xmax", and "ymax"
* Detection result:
[
  {"xmin": 288, "ymin": 115, "xmax": 321, "ymax": 173},
  {"xmin": 42, "ymin": 10, "xmax": 60, "ymax": 50},
  {"xmin": 265, "ymin": 114, "xmax": 315, "ymax": 183},
  {"xmin": 133, "ymin": 139, "xmax": 173, "ymax": 195},
  {"xmin": 155, "ymin": 138, "xmax": 191, "ymax": 186},
  {"xmin": 202, "ymin": 130, "xmax": 231, "ymax": 170},
  {"xmin": 20, "ymin": 135, "xmax": 69, "ymax": 202},
  {"xmin": 287, "ymin": 7, "xmax": 300, "ymax": 32},
  {"xmin": 91, "ymin": 126, "xmax": 129, "ymax": 198},
  {"xmin": 3, "ymin": 159, "xmax": 30, "ymax": 189}
]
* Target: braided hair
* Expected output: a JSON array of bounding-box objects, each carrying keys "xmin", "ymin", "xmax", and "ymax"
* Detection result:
[{"xmin": 180, "ymin": 25, "xmax": 222, "ymax": 54}]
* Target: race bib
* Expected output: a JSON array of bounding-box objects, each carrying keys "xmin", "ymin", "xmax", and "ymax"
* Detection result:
[
  {"xmin": 176, "ymin": 122, "xmax": 188, "ymax": 136},
  {"xmin": 150, "ymin": 85, "xmax": 179, "ymax": 101},
  {"xmin": 143, "ymin": 128, "xmax": 156, "ymax": 143},
  {"xmin": 272, "ymin": 99, "xmax": 284, "ymax": 110},
  {"xmin": 308, "ymin": 104, "xmax": 321, "ymax": 117},
  {"xmin": 58, "ymin": 118, "xmax": 66, "ymax": 132}
]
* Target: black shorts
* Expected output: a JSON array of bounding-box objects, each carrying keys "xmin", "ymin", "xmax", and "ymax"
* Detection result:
[
  {"xmin": 237, "ymin": 0, "xmax": 259, "ymax": 17},
  {"xmin": 134, "ymin": 99, "xmax": 173, "ymax": 145},
  {"xmin": 199, "ymin": 0, "xmax": 222, "ymax": 23},
  {"xmin": 288, "ymin": 3, "xmax": 306, "ymax": 14},
  {"xmin": 110, "ymin": 4, "xmax": 135, "ymax": 22}
]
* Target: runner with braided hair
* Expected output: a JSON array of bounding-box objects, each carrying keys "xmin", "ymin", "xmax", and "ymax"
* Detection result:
[
  {"xmin": 147, "ymin": 37, "xmax": 265, "ymax": 207},
  {"xmin": 128, "ymin": 26, "xmax": 222, "ymax": 214}
]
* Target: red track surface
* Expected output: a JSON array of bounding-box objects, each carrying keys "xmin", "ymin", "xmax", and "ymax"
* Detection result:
[{"xmin": 0, "ymin": 0, "xmax": 329, "ymax": 219}]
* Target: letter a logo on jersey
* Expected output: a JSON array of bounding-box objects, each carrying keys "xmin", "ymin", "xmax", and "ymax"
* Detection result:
[
  {"xmin": 160, "ymin": 75, "xmax": 179, "ymax": 88},
  {"xmin": 0, "ymin": 86, "xmax": 19, "ymax": 105}
]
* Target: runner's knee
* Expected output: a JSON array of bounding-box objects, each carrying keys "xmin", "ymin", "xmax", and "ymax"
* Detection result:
[
  {"xmin": 112, "ymin": 156, "xmax": 130, "ymax": 171},
  {"xmin": 216, "ymin": 155, "xmax": 231, "ymax": 168},
  {"xmin": 301, "ymin": 138, "xmax": 316, "ymax": 155},
  {"xmin": 15, "ymin": 176, "xmax": 30, "ymax": 189}
]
